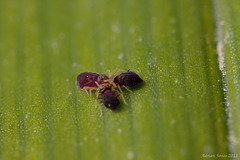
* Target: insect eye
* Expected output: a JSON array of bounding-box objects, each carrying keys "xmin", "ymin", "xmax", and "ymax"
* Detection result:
[{"xmin": 100, "ymin": 75, "xmax": 104, "ymax": 80}]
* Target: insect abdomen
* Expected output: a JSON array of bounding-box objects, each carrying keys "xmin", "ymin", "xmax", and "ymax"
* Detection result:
[
  {"xmin": 114, "ymin": 71, "xmax": 143, "ymax": 87},
  {"xmin": 102, "ymin": 90, "xmax": 119, "ymax": 111},
  {"xmin": 76, "ymin": 72, "xmax": 100, "ymax": 88}
]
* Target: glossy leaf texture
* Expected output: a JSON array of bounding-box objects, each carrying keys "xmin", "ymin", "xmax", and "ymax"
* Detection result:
[{"xmin": 0, "ymin": 0, "xmax": 237, "ymax": 160}]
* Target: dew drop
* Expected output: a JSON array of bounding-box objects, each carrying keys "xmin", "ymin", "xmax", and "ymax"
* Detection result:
[
  {"xmin": 127, "ymin": 151, "xmax": 134, "ymax": 159},
  {"xmin": 72, "ymin": 62, "xmax": 77, "ymax": 67},
  {"xmin": 138, "ymin": 37, "xmax": 142, "ymax": 42},
  {"xmin": 117, "ymin": 128, "xmax": 122, "ymax": 133},
  {"xmin": 118, "ymin": 53, "xmax": 124, "ymax": 59},
  {"xmin": 111, "ymin": 24, "xmax": 120, "ymax": 33}
]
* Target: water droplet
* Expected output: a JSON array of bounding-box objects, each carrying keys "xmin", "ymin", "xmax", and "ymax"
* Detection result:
[
  {"xmin": 111, "ymin": 24, "xmax": 120, "ymax": 33},
  {"xmin": 129, "ymin": 27, "xmax": 135, "ymax": 34},
  {"xmin": 138, "ymin": 37, "xmax": 142, "ymax": 42},
  {"xmin": 127, "ymin": 151, "xmax": 134, "ymax": 159},
  {"xmin": 72, "ymin": 62, "xmax": 77, "ymax": 67},
  {"xmin": 118, "ymin": 53, "xmax": 124, "ymax": 59},
  {"xmin": 175, "ymin": 79, "xmax": 179, "ymax": 84},
  {"xmin": 117, "ymin": 128, "xmax": 122, "ymax": 133},
  {"xmin": 170, "ymin": 119, "xmax": 175, "ymax": 125}
]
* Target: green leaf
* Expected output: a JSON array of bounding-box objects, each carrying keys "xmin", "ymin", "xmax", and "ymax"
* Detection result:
[
  {"xmin": 214, "ymin": 0, "xmax": 240, "ymax": 155},
  {"xmin": 0, "ymin": 0, "xmax": 237, "ymax": 160}
]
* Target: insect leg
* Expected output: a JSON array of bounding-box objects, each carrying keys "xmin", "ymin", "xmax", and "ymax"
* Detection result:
[
  {"xmin": 80, "ymin": 87, "xmax": 98, "ymax": 92},
  {"xmin": 103, "ymin": 79, "xmax": 117, "ymax": 88},
  {"xmin": 113, "ymin": 69, "xmax": 127, "ymax": 75},
  {"xmin": 123, "ymin": 86, "xmax": 132, "ymax": 93},
  {"xmin": 98, "ymin": 103, "xmax": 103, "ymax": 117},
  {"xmin": 95, "ymin": 81, "xmax": 103, "ymax": 89},
  {"xmin": 110, "ymin": 81, "xmax": 117, "ymax": 88},
  {"xmin": 112, "ymin": 69, "xmax": 126, "ymax": 75},
  {"xmin": 80, "ymin": 87, "xmax": 98, "ymax": 96},
  {"xmin": 95, "ymin": 88, "xmax": 100, "ymax": 97},
  {"xmin": 94, "ymin": 88, "xmax": 103, "ymax": 116},
  {"xmin": 106, "ymin": 70, "xmax": 111, "ymax": 77},
  {"xmin": 117, "ymin": 85, "xmax": 127, "ymax": 104},
  {"xmin": 107, "ymin": 69, "xmax": 121, "ymax": 77},
  {"xmin": 109, "ymin": 70, "xmax": 127, "ymax": 82},
  {"xmin": 95, "ymin": 99, "xmax": 98, "ymax": 108},
  {"xmin": 95, "ymin": 89, "xmax": 100, "ymax": 106}
]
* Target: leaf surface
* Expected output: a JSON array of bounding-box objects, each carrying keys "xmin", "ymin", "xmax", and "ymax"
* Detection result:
[{"xmin": 0, "ymin": 0, "xmax": 235, "ymax": 160}]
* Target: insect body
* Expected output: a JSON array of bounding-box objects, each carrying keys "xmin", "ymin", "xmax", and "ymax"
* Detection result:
[
  {"xmin": 114, "ymin": 71, "xmax": 143, "ymax": 87},
  {"xmin": 101, "ymin": 69, "xmax": 143, "ymax": 104},
  {"xmin": 77, "ymin": 72, "xmax": 108, "ymax": 88},
  {"xmin": 98, "ymin": 87, "xmax": 119, "ymax": 111},
  {"xmin": 76, "ymin": 72, "xmax": 108, "ymax": 95},
  {"xmin": 76, "ymin": 69, "xmax": 143, "ymax": 112}
]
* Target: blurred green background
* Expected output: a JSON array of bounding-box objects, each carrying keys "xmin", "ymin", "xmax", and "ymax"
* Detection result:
[{"xmin": 0, "ymin": 0, "xmax": 239, "ymax": 160}]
